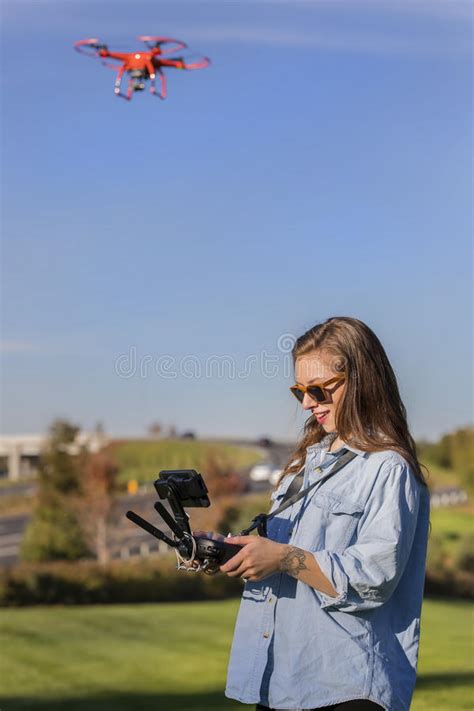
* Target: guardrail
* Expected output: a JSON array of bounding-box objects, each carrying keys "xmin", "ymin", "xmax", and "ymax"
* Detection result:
[
  {"xmin": 430, "ymin": 489, "xmax": 469, "ymax": 508},
  {"xmin": 112, "ymin": 539, "xmax": 166, "ymax": 560}
]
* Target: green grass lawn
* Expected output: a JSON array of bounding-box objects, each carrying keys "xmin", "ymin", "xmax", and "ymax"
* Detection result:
[
  {"xmin": 0, "ymin": 598, "xmax": 472, "ymax": 711},
  {"xmin": 110, "ymin": 439, "xmax": 263, "ymax": 485}
]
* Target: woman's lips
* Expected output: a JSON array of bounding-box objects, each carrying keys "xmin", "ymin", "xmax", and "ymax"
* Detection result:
[{"xmin": 314, "ymin": 410, "xmax": 330, "ymax": 423}]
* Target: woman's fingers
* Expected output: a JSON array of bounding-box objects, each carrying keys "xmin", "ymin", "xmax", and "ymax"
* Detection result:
[
  {"xmin": 226, "ymin": 559, "xmax": 251, "ymax": 578},
  {"xmin": 227, "ymin": 535, "xmax": 256, "ymax": 545},
  {"xmin": 220, "ymin": 547, "xmax": 247, "ymax": 573}
]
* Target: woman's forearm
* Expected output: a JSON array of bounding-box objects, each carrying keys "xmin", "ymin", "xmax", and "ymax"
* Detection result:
[
  {"xmin": 278, "ymin": 544, "xmax": 339, "ymax": 598},
  {"xmin": 220, "ymin": 535, "xmax": 340, "ymax": 593}
]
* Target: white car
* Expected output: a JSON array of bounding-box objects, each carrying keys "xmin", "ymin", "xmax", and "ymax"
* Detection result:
[{"xmin": 249, "ymin": 463, "xmax": 273, "ymax": 482}]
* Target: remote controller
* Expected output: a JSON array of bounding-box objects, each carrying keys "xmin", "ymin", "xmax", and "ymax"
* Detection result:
[{"xmin": 195, "ymin": 536, "xmax": 242, "ymax": 565}]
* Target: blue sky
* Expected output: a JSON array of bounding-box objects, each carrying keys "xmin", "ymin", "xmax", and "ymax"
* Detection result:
[{"xmin": 1, "ymin": 0, "xmax": 472, "ymax": 442}]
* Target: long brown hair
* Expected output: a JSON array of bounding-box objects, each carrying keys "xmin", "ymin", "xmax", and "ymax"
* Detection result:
[{"xmin": 282, "ymin": 316, "xmax": 429, "ymax": 487}]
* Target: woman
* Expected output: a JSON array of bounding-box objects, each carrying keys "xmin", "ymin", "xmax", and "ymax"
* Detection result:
[{"xmin": 221, "ymin": 316, "xmax": 431, "ymax": 711}]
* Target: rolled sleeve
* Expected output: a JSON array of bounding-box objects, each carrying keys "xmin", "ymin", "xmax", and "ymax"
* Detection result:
[{"xmin": 312, "ymin": 459, "xmax": 421, "ymax": 613}]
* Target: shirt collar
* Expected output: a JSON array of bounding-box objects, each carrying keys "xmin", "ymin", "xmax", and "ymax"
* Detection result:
[
  {"xmin": 340, "ymin": 443, "xmax": 368, "ymax": 458},
  {"xmin": 306, "ymin": 433, "xmax": 368, "ymax": 458}
]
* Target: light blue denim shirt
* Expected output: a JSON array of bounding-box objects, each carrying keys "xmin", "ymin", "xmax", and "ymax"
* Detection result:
[{"xmin": 225, "ymin": 433, "xmax": 430, "ymax": 711}]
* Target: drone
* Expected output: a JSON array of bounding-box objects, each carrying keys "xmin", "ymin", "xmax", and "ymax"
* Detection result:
[{"xmin": 74, "ymin": 36, "xmax": 210, "ymax": 101}]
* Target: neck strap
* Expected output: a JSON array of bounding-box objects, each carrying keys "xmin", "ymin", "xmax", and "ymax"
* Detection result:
[{"xmin": 240, "ymin": 448, "xmax": 358, "ymax": 537}]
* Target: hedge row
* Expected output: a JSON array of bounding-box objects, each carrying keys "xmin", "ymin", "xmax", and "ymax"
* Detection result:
[
  {"xmin": 0, "ymin": 556, "xmax": 472, "ymax": 606},
  {"xmin": 0, "ymin": 555, "xmax": 242, "ymax": 606},
  {"xmin": 424, "ymin": 569, "xmax": 474, "ymax": 600}
]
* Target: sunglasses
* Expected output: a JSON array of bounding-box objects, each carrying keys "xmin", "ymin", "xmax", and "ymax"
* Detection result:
[{"xmin": 289, "ymin": 375, "xmax": 345, "ymax": 404}]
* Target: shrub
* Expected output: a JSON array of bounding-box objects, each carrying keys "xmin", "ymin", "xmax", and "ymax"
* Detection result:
[
  {"xmin": 0, "ymin": 557, "xmax": 243, "ymax": 607},
  {"xmin": 453, "ymin": 533, "xmax": 474, "ymax": 573},
  {"xmin": 425, "ymin": 531, "xmax": 449, "ymax": 575},
  {"xmin": 20, "ymin": 507, "xmax": 91, "ymax": 562},
  {"xmin": 424, "ymin": 569, "xmax": 474, "ymax": 599}
]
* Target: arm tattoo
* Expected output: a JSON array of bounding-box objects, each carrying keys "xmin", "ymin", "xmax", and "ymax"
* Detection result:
[{"xmin": 279, "ymin": 546, "xmax": 308, "ymax": 577}]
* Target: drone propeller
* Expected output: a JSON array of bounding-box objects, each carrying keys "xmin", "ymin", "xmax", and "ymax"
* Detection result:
[
  {"xmin": 179, "ymin": 55, "xmax": 211, "ymax": 70},
  {"xmin": 152, "ymin": 54, "xmax": 211, "ymax": 71},
  {"xmin": 74, "ymin": 38, "xmax": 109, "ymax": 58},
  {"xmin": 138, "ymin": 35, "xmax": 188, "ymax": 54}
]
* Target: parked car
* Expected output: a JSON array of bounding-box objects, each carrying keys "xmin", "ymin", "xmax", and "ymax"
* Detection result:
[{"xmin": 249, "ymin": 462, "xmax": 273, "ymax": 482}]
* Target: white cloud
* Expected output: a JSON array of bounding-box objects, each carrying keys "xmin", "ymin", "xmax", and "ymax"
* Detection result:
[{"xmin": 0, "ymin": 341, "xmax": 39, "ymax": 354}]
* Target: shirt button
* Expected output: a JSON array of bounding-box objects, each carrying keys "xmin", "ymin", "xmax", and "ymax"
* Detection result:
[{"xmin": 263, "ymin": 632, "xmax": 270, "ymax": 638}]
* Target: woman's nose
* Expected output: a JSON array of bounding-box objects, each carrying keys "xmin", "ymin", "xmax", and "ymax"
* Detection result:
[{"xmin": 302, "ymin": 392, "xmax": 315, "ymax": 409}]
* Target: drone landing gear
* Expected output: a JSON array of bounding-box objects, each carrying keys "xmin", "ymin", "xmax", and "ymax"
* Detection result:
[
  {"xmin": 114, "ymin": 66, "xmax": 131, "ymax": 101},
  {"xmin": 150, "ymin": 70, "xmax": 166, "ymax": 100},
  {"xmin": 114, "ymin": 69, "xmax": 165, "ymax": 101}
]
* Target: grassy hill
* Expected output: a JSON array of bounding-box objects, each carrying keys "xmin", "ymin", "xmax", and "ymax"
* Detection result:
[{"xmin": 108, "ymin": 438, "xmax": 263, "ymax": 486}]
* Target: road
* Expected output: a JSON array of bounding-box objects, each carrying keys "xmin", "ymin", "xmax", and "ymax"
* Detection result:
[
  {"xmin": 0, "ymin": 481, "xmax": 36, "ymax": 498},
  {"xmin": 0, "ymin": 513, "xmax": 29, "ymax": 566}
]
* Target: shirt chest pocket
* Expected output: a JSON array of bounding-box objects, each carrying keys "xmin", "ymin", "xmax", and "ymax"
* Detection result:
[
  {"xmin": 309, "ymin": 492, "xmax": 365, "ymax": 551},
  {"xmin": 268, "ymin": 478, "xmax": 297, "ymax": 514}
]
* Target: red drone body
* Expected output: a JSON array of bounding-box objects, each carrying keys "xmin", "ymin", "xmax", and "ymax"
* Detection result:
[{"xmin": 74, "ymin": 36, "xmax": 210, "ymax": 101}]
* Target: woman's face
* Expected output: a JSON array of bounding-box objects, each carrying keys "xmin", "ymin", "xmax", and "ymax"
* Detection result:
[{"xmin": 294, "ymin": 352, "xmax": 346, "ymax": 434}]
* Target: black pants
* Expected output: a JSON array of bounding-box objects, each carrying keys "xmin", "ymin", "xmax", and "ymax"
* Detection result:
[{"xmin": 256, "ymin": 700, "xmax": 384, "ymax": 710}]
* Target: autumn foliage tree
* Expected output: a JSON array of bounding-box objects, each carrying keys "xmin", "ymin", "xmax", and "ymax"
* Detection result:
[
  {"xmin": 75, "ymin": 451, "xmax": 119, "ymax": 565},
  {"xmin": 201, "ymin": 452, "xmax": 245, "ymax": 499}
]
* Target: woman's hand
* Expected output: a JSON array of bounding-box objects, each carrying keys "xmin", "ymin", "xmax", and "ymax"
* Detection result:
[
  {"xmin": 220, "ymin": 536, "xmax": 339, "ymax": 596},
  {"xmin": 219, "ymin": 535, "xmax": 286, "ymax": 582}
]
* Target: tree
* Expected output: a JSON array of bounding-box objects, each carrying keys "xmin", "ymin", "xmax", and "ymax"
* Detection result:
[
  {"xmin": 417, "ymin": 426, "xmax": 474, "ymax": 497},
  {"xmin": 201, "ymin": 452, "xmax": 245, "ymax": 499},
  {"xmin": 148, "ymin": 422, "xmax": 163, "ymax": 438},
  {"xmin": 21, "ymin": 420, "xmax": 91, "ymax": 562},
  {"xmin": 75, "ymin": 451, "xmax": 119, "ymax": 565},
  {"xmin": 449, "ymin": 427, "xmax": 474, "ymax": 496}
]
